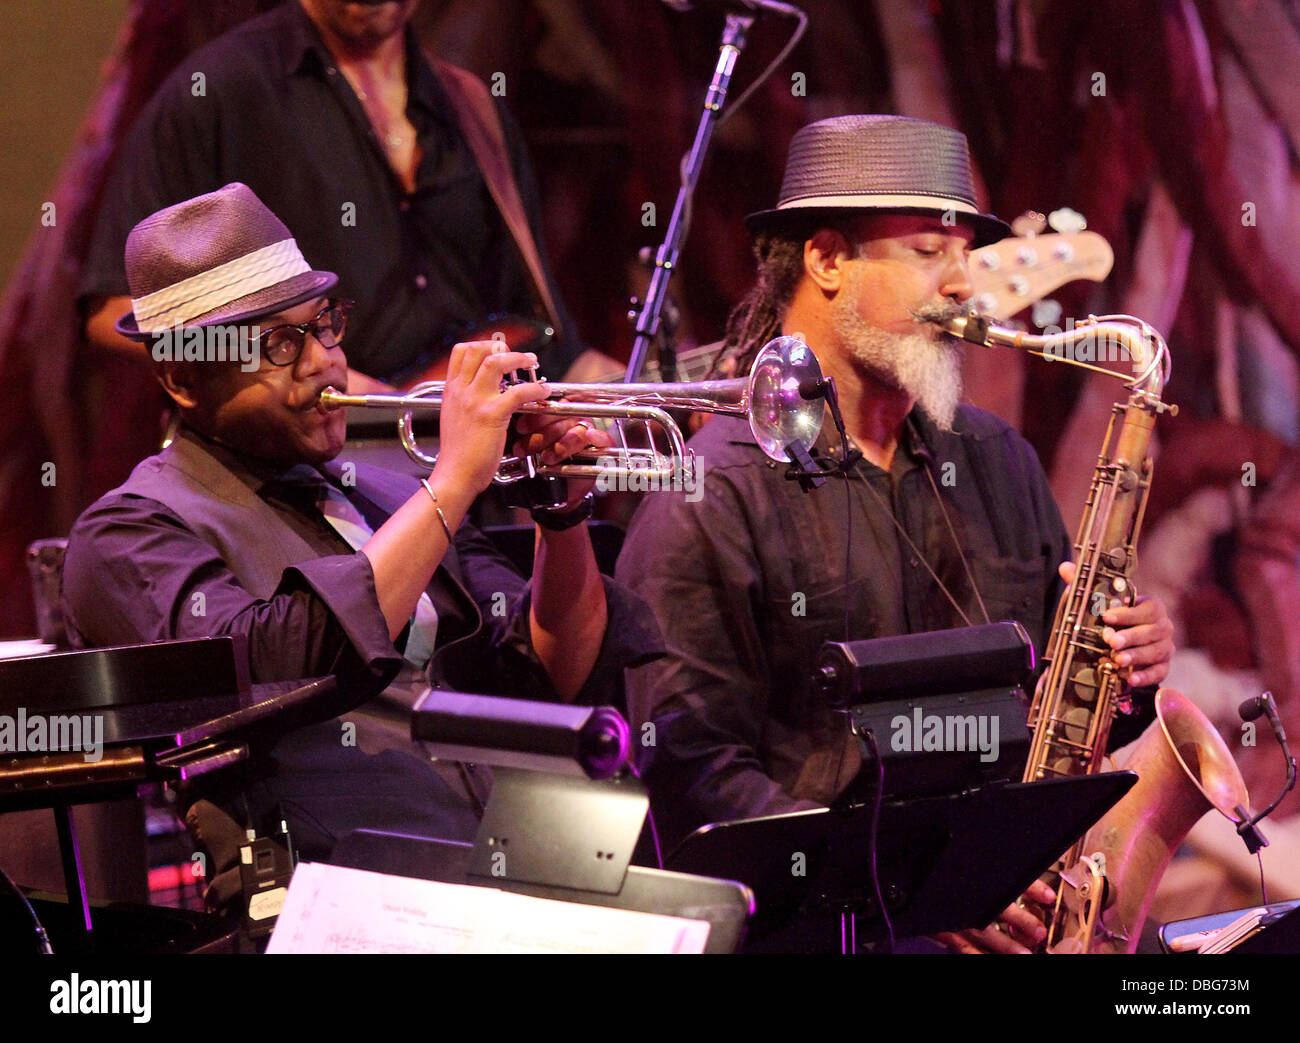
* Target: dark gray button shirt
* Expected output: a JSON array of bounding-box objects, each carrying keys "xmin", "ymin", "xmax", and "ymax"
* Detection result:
[
  {"xmin": 60, "ymin": 427, "xmax": 662, "ymax": 857},
  {"xmin": 616, "ymin": 406, "xmax": 1073, "ymax": 849}
]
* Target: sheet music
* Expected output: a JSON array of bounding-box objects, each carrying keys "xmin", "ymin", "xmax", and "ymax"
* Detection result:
[
  {"xmin": 267, "ymin": 862, "xmax": 711, "ymax": 954},
  {"xmin": 0, "ymin": 640, "xmax": 54, "ymax": 660}
]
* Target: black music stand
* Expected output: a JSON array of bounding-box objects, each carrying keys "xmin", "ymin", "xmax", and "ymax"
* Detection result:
[
  {"xmin": 1159, "ymin": 900, "xmax": 1300, "ymax": 955},
  {"xmin": 668, "ymin": 773, "xmax": 1137, "ymax": 952},
  {"xmin": 326, "ymin": 689, "xmax": 754, "ymax": 953},
  {"xmin": 0, "ymin": 636, "xmax": 340, "ymax": 951},
  {"xmin": 327, "ymin": 776, "xmax": 753, "ymax": 954}
]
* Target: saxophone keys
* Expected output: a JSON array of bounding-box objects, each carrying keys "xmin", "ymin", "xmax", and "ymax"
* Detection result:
[
  {"xmin": 1070, "ymin": 666, "xmax": 1099, "ymax": 702},
  {"xmin": 1060, "ymin": 705, "xmax": 1093, "ymax": 743}
]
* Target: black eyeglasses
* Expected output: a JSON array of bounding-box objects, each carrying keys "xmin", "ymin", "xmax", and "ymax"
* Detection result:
[{"xmin": 257, "ymin": 299, "xmax": 354, "ymax": 367}]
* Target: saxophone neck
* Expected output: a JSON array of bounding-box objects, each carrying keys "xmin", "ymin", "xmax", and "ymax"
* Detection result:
[{"xmin": 939, "ymin": 312, "xmax": 1173, "ymax": 405}]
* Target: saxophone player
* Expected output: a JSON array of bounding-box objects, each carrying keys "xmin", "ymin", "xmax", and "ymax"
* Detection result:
[{"xmin": 617, "ymin": 115, "xmax": 1175, "ymax": 953}]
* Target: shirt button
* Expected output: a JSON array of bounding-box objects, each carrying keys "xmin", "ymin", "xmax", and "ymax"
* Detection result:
[
  {"xmin": 908, "ymin": 557, "xmax": 920, "ymax": 569},
  {"xmin": 414, "ymin": 274, "xmax": 428, "ymax": 290},
  {"xmin": 326, "ymin": 66, "xmax": 337, "ymax": 76}
]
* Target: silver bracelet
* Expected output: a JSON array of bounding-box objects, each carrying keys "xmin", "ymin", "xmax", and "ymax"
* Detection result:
[{"xmin": 420, "ymin": 478, "xmax": 455, "ymax": 543}]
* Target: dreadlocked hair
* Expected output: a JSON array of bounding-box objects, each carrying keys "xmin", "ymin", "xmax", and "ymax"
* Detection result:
[{"xmin": 712, "ymin": 230, "xmax": 808, "ymax": 378}]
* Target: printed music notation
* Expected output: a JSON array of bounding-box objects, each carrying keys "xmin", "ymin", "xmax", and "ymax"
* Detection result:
[{"xmin": 266, "ymin": 862, "xmax": 711, "ymax": 954}]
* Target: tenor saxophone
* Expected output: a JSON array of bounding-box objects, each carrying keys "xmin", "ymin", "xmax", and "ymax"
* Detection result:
[{"xmin": 943, "ymin": 313, "xmax": 1252, "ymax": 954}]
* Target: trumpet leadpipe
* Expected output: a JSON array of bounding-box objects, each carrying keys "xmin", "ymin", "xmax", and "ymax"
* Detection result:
[{"xmin": 313, "ymin": 335, "xmax": 826, "ymax": 478}]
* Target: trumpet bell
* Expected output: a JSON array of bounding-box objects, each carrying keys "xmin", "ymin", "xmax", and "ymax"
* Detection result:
[
  {"xmin": 749, "ymin": 336, "xmax": 825, "ymax": 463},
  {"xmin": 317, "ymin": 334, "xmax": 827, "ymax": 481}
]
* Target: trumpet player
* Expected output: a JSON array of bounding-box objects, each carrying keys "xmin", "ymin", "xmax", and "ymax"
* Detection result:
[
  {"xmin": 617, "ymin": 115, "xmax": 1176, "ymax": 953},
  {"xmin": 60, "ymin": 183, "xmax": 659, "ymax": 909}
]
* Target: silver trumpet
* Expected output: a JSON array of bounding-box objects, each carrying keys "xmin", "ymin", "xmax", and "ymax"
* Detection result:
[{"xmin": 317, "ymin": 335, "xmax": 826, "ymax": 484}]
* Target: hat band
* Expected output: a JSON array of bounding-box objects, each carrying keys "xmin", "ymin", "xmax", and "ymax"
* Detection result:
[
  {"xmin": 776, "ymin": 193, "xmax": 979, "ymax": 215},
  {"xmin": 131, "ymin": 239, "xmax": 311, "ymax": 333}
]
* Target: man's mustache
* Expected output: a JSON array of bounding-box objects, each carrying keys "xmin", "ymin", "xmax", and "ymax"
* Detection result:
[{"xmin": 911, "ymin": 303, "xmax": 965, "ymax": 326}]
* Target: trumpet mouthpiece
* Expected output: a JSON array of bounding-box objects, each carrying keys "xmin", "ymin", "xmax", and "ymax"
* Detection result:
[{"xmin": 318, "ymin": 386, "xmax": 347, "ymax": 410}]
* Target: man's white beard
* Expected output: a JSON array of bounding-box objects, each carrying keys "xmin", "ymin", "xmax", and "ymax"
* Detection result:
[{"xmin": 830, "ymin": 289, "xmax": 964, "ymax": 431}]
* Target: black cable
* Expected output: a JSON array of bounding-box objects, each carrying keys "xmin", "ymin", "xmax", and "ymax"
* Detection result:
[
  {"xmin": 1246, "ymin": 751, "xmax": 1297, "ymax": 829},
  {"xmin": 814, "ymin": 376, "xmax": 860, "ymax": 801},
  {"xmin": 843, "ymin": 429, "xmax": 853, "ymax": 645},
  {"xmin": 715, "ymin": 5, "xmax": 809, "ymax": 128},
  {"xmin": 0, "ymin": 863, "xmax": 53, "ymax": 955},
  {"xmin": 276, "ymin": 802, "xmax": 298, "ymax": 868},
  {"xmin": 239, "ymin": 793, "xmax": 257, "ymax": 837},
  {"xmin": 1234, "ymin": 693, "xmax": 1296, "ymax": 852},
  {"xmin": 625, "ymin": 760, "xmax": 665, "ymax": 871},
  {"xmin": 859, "ymin": 728, "xmax": 893, "ymax": 953}
]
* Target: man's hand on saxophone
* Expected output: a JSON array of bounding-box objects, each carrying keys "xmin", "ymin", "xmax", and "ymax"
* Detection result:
[
  {"xmin": 934, "ymin": 879, "xmax": 1058, "ymax": 954},
  {"xmin": 935, "ymin": 562, "xmax": 1175, "ymax": 954},
  {"xmin": 1057, "ymin": 561, "xmax": 1176, "ymax": 689}
]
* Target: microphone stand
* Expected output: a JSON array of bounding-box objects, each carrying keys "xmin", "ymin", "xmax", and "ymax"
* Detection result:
[{"xmin": 625, "ymin": 12, "xmax": 755, "ymax": 383}]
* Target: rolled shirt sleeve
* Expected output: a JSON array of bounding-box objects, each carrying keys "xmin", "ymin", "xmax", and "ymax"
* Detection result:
[{"xmin": 62, "ymin": 496, "xmax": 402, "ymax": 698}]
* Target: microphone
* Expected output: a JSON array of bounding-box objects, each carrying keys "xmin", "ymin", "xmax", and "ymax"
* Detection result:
[
  {"xmin": 798, "ymin": 375, "xmax": 826, "ymax": 401},
  {"xmin": 1240, "ymin": 691, "xmax": 1288, "ymax": 743},
  {"xmin": 1234, "ymin": 691, "xmax": 1295, "ymax": 856}
]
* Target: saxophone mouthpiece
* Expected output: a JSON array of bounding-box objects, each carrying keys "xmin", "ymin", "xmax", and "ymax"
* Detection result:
[
  {"xmin": 943, "ymin": 312, "xmax": 992, "ymax": 345},
  {"xmin": 915, "ymin": 307, "xmax": 986, "ymax": 343}
]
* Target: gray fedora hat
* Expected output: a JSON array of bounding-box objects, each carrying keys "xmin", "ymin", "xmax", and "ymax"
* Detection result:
[
  {"xmin": 116, "ymin": 182, "xmax": 337, "ymax": 339},
  {"xmin": 746, "ymin": 115, "xmax": 1010, "ymax": 247}
]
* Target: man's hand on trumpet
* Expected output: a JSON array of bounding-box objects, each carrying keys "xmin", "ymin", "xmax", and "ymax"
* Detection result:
[
  {"xmin": 431, "ymin": 340, "xmax": 554, "ymax": 498},
  {"xmin": 430, "ymin": 338, "xmax": 612, "ymax": 512},
  {"xmin": 511, "ymin": 412, "xmax": 614, "ymax": 510}
]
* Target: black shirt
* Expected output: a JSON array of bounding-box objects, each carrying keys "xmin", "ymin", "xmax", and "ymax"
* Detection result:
[
  {"xmin": 616, "ymin": 406, "xmax": 1074, "ymax": 848},
  {"xmin": 79, "ymin": 1, "xmax": 581, "ymax": 381},
  {"xmin": 59, "ymin": 426, "xmax": 663, "ymax": 858}
]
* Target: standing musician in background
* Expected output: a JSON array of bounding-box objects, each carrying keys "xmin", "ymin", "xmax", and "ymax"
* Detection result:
[
  {"xmin": 617, "ymin": 115, "xmax": 1176, "ymax": 953},
  {"xmin": 62, "ymin": 183, "xmax": 659, "ymax": 912},
  {"xmin": 79, "ymin": 0, "xmax": 614, "ymax": 392}
]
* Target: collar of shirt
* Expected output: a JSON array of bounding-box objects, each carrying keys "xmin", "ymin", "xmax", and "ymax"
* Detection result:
[
  {"xmin": 276, "ymin": 1, "xmax": 456, "ymax": 135},
  {"xmin": 175, "ymin": 425, "xmax": 331, "ymax": 499},
  {"xmin": 826, "ymin": 413, "xmax": 933, "ymax": 484}
]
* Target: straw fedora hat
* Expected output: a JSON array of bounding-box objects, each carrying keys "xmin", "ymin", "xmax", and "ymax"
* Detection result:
[
  {"xmin": 746, "ymin": 115, "xmax": 1010, "ymax": 247},
  {"xmin": 116, "ymin": 182, "xmax": 337, "ymax": 339}
]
